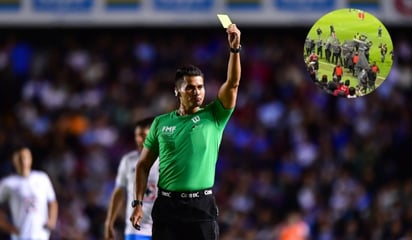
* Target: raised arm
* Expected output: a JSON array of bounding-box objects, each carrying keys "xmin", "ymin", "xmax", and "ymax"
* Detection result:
[
  {"xmin": 129, "ymin": 147, "xmax": 157, "ymax": 230},
  {"xmin": 218, "ymin": 23, "xmax": 241, "ymax": 109}
]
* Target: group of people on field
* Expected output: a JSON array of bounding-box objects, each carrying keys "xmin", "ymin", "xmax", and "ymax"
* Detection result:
[
  {"xmin": 306, "ymin": 26, "xmax": 388, "ymax": 96},
  {"xmin": 315, "ymin": 74, "xmax": 357, "ymax": 98}
]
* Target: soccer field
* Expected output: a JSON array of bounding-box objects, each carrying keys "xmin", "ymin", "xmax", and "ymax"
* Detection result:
[{"xmin": 305, "ymin": 8, "xmax": 393, "ymax": 94}]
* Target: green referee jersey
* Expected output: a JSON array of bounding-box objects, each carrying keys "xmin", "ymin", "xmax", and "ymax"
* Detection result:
[{"xmin": 144, "ymin": 98, "xmax": 234, "ymax": 191}]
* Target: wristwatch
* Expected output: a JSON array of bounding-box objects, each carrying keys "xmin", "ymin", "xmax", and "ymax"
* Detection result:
[
  {"xmin": 230, "ymin": 45, "xmax": 242, "ymax": 53},
  {"xmin": 131, "ymin": 200, "xmax": 143, "ymax": 208}
]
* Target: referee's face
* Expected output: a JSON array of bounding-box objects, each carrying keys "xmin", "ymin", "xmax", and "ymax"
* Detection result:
[{"xmin": 178, "ymin": 75, "xmax": 205, "ymax": 110}]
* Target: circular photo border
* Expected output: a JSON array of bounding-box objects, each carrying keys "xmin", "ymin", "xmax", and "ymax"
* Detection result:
[{"xmin": 304, "ymin": 8, "xmax": 394, "ymax": 98}]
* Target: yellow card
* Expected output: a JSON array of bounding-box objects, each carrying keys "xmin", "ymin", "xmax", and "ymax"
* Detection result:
[{"xmin": 217, "ymin": 14, "xmax": 232, "ymax": 28}]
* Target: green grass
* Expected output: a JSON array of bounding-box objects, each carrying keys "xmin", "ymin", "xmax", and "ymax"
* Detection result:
[{"xmin": 305, "ymin": 8, "xmax": 393, "ymax": 94}]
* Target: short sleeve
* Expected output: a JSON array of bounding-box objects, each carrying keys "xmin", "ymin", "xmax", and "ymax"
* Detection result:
[
  {"xmin": 143, "ymin": 117, "xmax": 160, "ymax": 155},
  {"xmin": 0, "ymin": 179, "xmax": 8, "ymax": 203},
  {"xmin": 42, "ymin": 173, "xmax": 56, "ymax": 202},
  {"xmin": 208, "ymin": 98, "xmax": 234, "ymax": 128},
  {"xmin": 114, "ymin": 157, "xmax": 128, "ymax": 189}
]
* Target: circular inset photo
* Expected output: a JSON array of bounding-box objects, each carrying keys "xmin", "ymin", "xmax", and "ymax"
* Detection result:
[{"xmin": 304, "ymin": 8, "xmax": 393, "ymax": 98}]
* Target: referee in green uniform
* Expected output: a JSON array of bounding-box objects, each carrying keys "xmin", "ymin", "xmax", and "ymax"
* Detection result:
[{"xmin": 130, "ymin": 23, "xmax": 241, "ymax": 240}]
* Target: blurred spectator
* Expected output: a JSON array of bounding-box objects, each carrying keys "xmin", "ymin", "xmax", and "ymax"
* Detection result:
[{"xmin": 277, "ymin": 211, "xmax": 310, "ymax": 240}]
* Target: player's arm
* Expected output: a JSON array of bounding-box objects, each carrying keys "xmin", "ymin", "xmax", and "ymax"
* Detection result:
[
  {"xmin": 45, "ymin": 200, "xmax": 58, "ymax": 230},
  {"xmin": 104, "ymin": 187, "xmax": 126, "ymax": 239},
  {"xmin": 105, "ymin": 157, "xmax": 128, "ymax": 239},
  {"xmin": 0, "ymin": 209, "xmax": 18, "ymax": 235},
  {"xmin": 129, "ymin": 147, "xmax": 157, "ymax": 229},
  {"xmin": 218, "ymin": 23, "xmax": 241, "ymax": 109},
  {"xmin": 135, "ymin": 147, "xmax": 157, "ymax": 205}
]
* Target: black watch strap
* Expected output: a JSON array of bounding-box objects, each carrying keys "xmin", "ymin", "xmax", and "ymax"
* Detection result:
[
  {"xmin": 131, "ymin": 200, "xmax": 143, "ymax": 208},
  {"xmin": 230, "ymin": 45, "xmax": 242, "ymax": 53}
]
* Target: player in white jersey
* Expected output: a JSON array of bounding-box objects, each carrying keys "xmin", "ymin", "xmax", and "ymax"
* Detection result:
[
  {"xmin": 105, "ymin": 117, "xmax": 159, "ymax": 240},
  {"xmin": 0, "ymin": 146, "xmax": 58, "ymax": 240}
]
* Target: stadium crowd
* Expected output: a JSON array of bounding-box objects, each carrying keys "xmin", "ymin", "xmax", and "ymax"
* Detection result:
[{"xmin": 0, "ymin": 27, "xmax": 412, "ymax": 239}]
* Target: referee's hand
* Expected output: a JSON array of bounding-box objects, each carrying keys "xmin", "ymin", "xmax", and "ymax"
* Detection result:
[
  {"xmin": 227, "ymin": 24, "xmax": 241, "ymax": 49},
  {"xmin": 130, "ymin": 206, "xmax": 143, "ymax": 231}
]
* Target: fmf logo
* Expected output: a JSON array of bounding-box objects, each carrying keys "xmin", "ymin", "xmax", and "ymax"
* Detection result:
[{"xmin": 162, "ymin": 126, "xmax": 176, "ymax": 135}]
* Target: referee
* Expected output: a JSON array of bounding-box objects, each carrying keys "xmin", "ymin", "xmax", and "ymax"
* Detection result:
[{"xmin": 130, "ymin": 23, "xmax": 241, "ymax": 240}]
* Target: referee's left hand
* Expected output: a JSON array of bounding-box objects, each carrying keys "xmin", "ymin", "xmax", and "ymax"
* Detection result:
[
  {"xmin": 130, "ymin": 206, "xmax": 143, "ymax": 231},
  {"xmin": 227, "ymin": 24, "xmax": 241, "ymax": 49}
]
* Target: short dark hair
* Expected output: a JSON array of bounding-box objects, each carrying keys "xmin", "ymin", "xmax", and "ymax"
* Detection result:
[
  {"xmin": 8, "ymin": 144, "xmax": 30, "ymax": 161},
  {"xmin": 328, "ymin": 81, "xmax": 337, "ymax": 91},
  {"xmin": 345, "ymin": 80, "xmax": 350, "ymax": 86},
  {"xmin": 175, "ymin": 65, "xmax": 204, "ymax": 86},
  {"xmin": 134, "ymin": 116, "xmax": 154, "ymax": 129},
  {"xmin": 12, "ymin": 144, "xmax": 29, "ymax": 154},
  {"xmin": 349, "ymin": 87, "xmax": 356, "ymax": 95}
]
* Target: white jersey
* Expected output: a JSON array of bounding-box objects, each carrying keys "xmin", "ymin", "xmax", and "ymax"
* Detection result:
[
  {"xmin": 0, "ymin": 170, "xmax": 56, "ymax": 240},
  {"xmin": 115, "ymin": 150, "xmax": 159, "ymax": 236}
]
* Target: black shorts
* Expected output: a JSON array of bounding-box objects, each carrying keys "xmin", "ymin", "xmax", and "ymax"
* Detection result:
[{"xmin": 151, "ymin": 188, "xmax": 219, "ymax": 240}]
